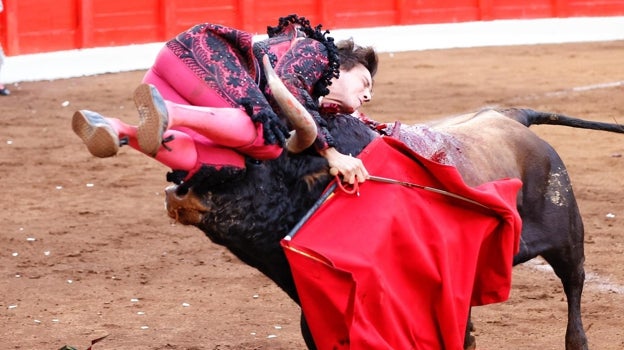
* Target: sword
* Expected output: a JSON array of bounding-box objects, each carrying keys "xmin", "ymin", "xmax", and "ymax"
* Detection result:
[{"xmin": 367, "ymin": 175, "xmax": 490, "ymax": 209}]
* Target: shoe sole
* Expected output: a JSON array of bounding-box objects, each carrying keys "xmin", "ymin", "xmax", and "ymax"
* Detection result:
[
  {"xmin": 134, "ymin": 83, "xmax": 168, "ymax": 157},
  {"xmin": 72, "ymin": 111, "xmax": 119, "ymax": 158}
]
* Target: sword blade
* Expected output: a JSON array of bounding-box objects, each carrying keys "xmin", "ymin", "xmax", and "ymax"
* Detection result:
[{"xmin": 367, "ymin": 175, "xmax": 489, "ymax": 209}]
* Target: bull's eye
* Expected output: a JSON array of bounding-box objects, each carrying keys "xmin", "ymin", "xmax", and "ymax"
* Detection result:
[{"xmin": 251, "ymin": 159, "xmax": 262, "ymax": 165}]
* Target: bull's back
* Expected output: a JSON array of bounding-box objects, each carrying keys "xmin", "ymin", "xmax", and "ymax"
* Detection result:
[{"xmin": 425, "ymin": 110, "xmax": 549, "ymax": 187}]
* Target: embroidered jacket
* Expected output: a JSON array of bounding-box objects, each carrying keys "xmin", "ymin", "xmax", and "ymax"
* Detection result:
[{"xmin": 166, "ymin": 14, "xmax": 340, "ymax": 152}]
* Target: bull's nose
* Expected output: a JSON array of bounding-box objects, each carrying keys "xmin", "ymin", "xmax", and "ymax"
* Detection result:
[{"xmin": 164, "ymin": 185, "xmax": 207, "ymax": 226}]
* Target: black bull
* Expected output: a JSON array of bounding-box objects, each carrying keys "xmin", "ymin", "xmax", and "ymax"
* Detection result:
[{"xmin": 164, "ymin": 108, "xmax": 624, "ymax": 350}]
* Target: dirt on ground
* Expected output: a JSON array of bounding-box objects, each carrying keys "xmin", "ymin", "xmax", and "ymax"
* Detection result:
[{"xmin": 1, "ymin": 40, "xmax": 623, "ymax": 350}]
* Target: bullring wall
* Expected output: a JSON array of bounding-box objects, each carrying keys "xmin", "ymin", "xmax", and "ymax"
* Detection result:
[{"xmin": 1, "ymin": 0, "xmax": 624, "ymax": 55}]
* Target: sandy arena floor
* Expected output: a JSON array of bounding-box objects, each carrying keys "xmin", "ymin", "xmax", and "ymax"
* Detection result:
[{"xmin": 1, "ymin": 40, "xmax": 623, "ymax": 349}]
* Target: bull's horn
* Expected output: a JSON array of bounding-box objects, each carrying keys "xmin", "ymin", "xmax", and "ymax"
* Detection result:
[{"xmin": 261, "ymin": 55, "xmax": 317, "ymax": 153}]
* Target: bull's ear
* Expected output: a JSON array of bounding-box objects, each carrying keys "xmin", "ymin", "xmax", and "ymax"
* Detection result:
[
  {"xmin": 262, "ymin": 55, "xmax": 317, "ymax": 153},
  {"xmin": 287, "ymin": 154, "xmax": 332, "ymax": 191},
  {"xmin": 302, "ymin": 169, "xmax": 333, "ymax": 191}
]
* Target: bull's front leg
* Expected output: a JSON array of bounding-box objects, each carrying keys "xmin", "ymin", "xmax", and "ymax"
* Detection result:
[
  {"xmin": 464, "ymin": 309, "xmax": 476, "ymax": 350},
  {"xmin": 300, "ymin": 312, "xmax": 317, "ymax": 350}
]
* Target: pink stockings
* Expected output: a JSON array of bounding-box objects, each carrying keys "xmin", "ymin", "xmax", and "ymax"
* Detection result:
[
  {"xmin": 132, "ymin": 45, "xmax": 283, "ymax": 177},
  {"xmin": 106, "ymin": 102, "xmax": 283, "ymax": 176},
  {"xmin": 164, "ymin": 102, "xmax": 283, "ymax": 160},
  {"xmin": 106, "ymin": 117, "xmax": 246, "ymax": 172}
]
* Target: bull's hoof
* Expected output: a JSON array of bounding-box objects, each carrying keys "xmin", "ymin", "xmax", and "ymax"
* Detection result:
[
  {"xmin": 164, "ymin": 185, "xmax": 207, "ymax": 225},
  {"xmin": 463, "ymin": 334, "xmax": 476, "ymax": 350}
]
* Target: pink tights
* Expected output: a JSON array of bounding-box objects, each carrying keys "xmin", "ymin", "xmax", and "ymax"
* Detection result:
[
  {"xmin": 124, "ymin": 46, "xmax": 283, "ymax": 174},
  {"xmin": 108, "ymin": 118, "xmax": 251, "ymax": 173}
]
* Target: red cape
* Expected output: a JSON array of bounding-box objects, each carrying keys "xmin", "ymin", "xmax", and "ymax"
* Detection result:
[{"xmin": 281, "ymin": 137, "xmax": 522, "ymax": 350}]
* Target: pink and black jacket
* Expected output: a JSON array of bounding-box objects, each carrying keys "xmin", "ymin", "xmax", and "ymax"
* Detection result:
[{"xmin": 166, "ymin": 14, "xmax": 341, "ymax": 153}]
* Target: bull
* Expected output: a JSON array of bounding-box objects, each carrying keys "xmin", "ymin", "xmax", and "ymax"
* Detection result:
[{"xmin": 163, "ymin": 58, "xmax": 623, "ymax": 349}]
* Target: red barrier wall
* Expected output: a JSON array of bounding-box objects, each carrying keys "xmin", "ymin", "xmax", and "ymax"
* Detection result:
[{"xmin": 1, "ymin": 0, "xmax": 623, "ymax": 55}]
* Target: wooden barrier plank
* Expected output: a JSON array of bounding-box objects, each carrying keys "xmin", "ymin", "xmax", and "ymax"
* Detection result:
[
  {"xmin": 489, "ymin": 0, "xmax": 554, "ymax": 19},
  {"xmin": 77, "ymin": 0, "xmax": 93, "ymax": 49},
  {"xmin": 567, "ymin": 0, "xmax": 624, "ymax": 16},
  {"xmin": 401, "ymin": 0, "xmax": 481, "ymax": 24},
  {"xmin": 10, "ymin": 0, "xmax": 78, "ymax": 55},
  {"xmin": 2, "ymin": 0, "xmax": 19, "ymax": 54},
  {"xmin": 332, "ymin": 0, "xmax": 397, "ymax": 28}
]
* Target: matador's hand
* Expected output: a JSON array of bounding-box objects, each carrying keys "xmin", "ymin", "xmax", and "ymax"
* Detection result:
[{"xmin": 321, "ymin": 147, "xmax": 368, "ymax": 184}]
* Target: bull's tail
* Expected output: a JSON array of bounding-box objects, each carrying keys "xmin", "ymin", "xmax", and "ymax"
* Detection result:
[{"xmin": 498, "ymin": 107, "xmax": 624, "ymax": 134}]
